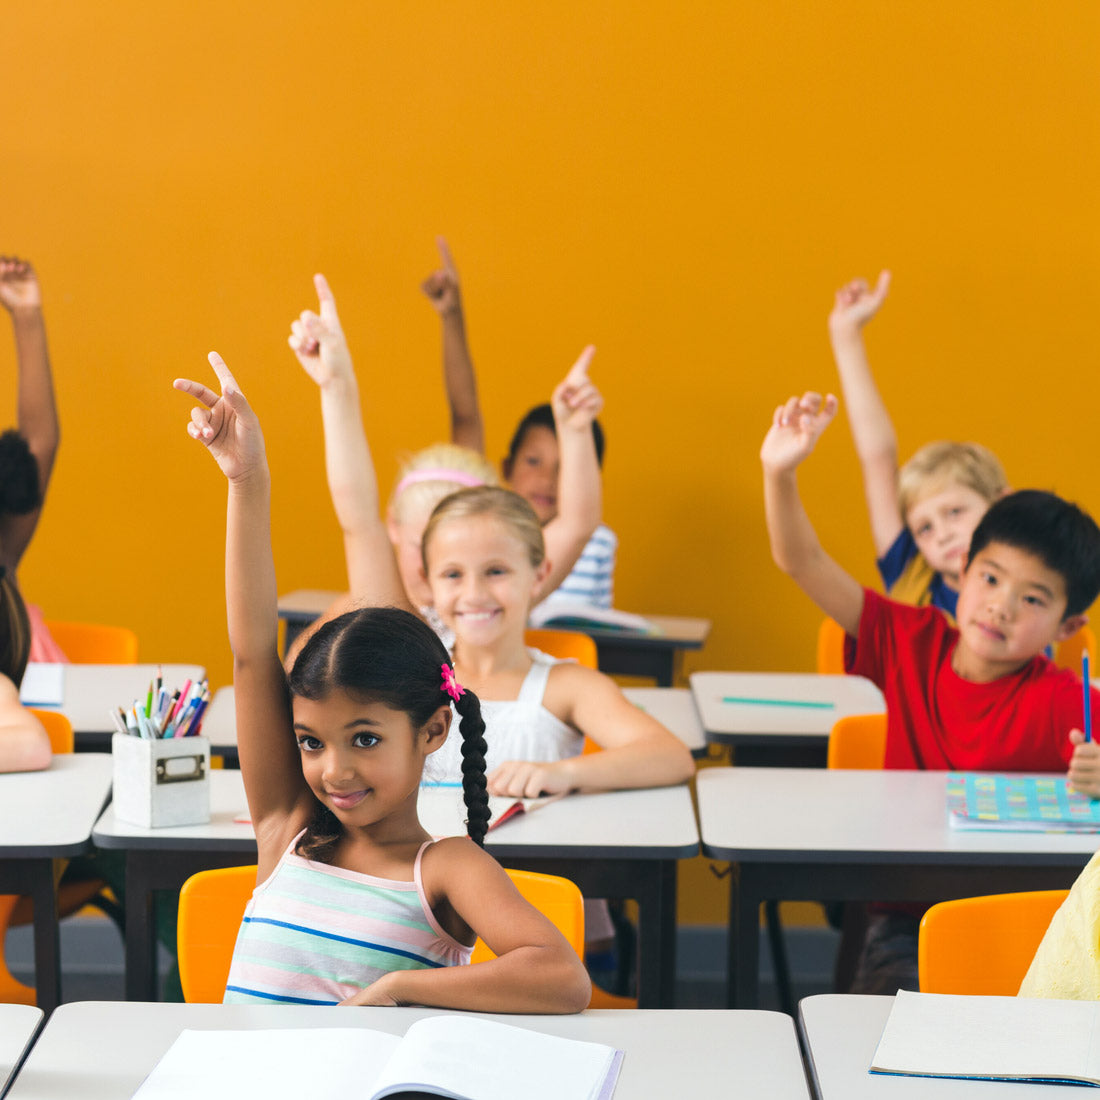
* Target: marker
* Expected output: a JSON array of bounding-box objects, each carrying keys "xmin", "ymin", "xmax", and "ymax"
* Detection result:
[
  {"xmin": 1084, "ymin": 653, "xmax": 1092, "ymax": 743},
  {"xmin": 722, "ymin": 696, "xmax": 836, "ymax": 710}
]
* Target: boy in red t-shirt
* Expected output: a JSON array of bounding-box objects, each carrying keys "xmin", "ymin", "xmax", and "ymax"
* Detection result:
[{"xmin": 761, "ymin": 391, "xmax": 1100, "ymax": 991}]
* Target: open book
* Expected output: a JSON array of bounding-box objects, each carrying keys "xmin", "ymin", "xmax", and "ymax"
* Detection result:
[
  {"xmin": 946, "ymin": 772, "xmax": 1100, "ymax": 832},
  {"xmin": 133, "ymin": 1017, "xmax": 624, "ymax": 1100},
  {"xmin": 528, "ymin": 602, "xmax": 658, "ymax": 634},
  {"xmin": 487, "ymin": 792, "xmax": 566, "ymax": 831},
  {"xmin": 870, "ymin": 990, "xmax": 1100, "ymax": 1086}
]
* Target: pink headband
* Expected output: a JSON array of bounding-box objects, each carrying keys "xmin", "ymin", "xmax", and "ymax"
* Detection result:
[{"xmin": 394, "ymin": 468, "xmax": 486, "ymax": 498}]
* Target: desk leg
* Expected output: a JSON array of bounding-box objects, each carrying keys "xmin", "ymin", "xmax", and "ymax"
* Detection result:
[
  {"xmin": 728, "ymin": 863, "xmax": 761, "ymax": 1009},
  {"xmin": 124, "ymin": 851, "xmax": 158, "ymax": 1002},
  {"xmin": 30, "ymin": 861, "xmax": 61, "ymax": 1014},
  {"xmin": 634, "ymin": 859, "xmax": 677, "ymax": 1008}
]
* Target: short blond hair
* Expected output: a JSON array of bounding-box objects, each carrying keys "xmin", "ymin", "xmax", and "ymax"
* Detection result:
[
  {"xmin": 421, "ymin": 486, "xmax": 545, "ymax": 572},
  {"xmin": 897, "ymin": 441, "xmax": 1007, "ymax": 521},
  {"xmin": 388, "ymin": 444, "xmax": 498, "ymax": 526}
]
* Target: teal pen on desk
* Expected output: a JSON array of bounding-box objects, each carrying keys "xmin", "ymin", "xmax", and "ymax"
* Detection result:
[
  {"xmin": 722, "ymin": 696, "xmax": 836, "ymax": 710},
  {"xmin": 1084, "ymin": 652, "xmax": 1092, "ymax": 743}
]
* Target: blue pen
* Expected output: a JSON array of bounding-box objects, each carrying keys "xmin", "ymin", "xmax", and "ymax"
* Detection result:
[{"xmin": 1084, "ymin": 653, "xmax": 1092, "ymax": 743}]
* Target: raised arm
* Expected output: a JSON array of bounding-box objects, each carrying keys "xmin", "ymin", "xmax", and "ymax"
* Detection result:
[
  {"xmin": 535, "ymin": 346, "xmax": 602, "ymax": 602},
  {"xmin": 0, "ymin": 258, "xmax": 60, "ymax": 572},
  {"xmin": 827, "ymin": 271, "xmax": 902, "ymax": 558},
  {"xmin": 761, "ymin": 392, "xmax": 865, "ymax": 636},
  {"xmin": 289, "ymin": 275, "xmax": 411, "ymax": 613},
  {"xmin": 420, "ymin": 238, "xmax": 485, "ymax": 453},
  {"xmin": 0, "ymin": 673, "xmax": 50, "ymax": 773},
  {"xmin": 487, "ymin": 664, "xmax": 695, "ymax": 799},
  {"xmin": 343, "ymin": 839, "xmax": 590, "ymax": 1013},
  {"xmin": 173, "ymin": 356, "xmax": 312, "ymax": 869}
]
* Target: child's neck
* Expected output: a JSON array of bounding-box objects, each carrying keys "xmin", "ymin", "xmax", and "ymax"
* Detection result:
[
  {"xmin": 452, "ymin": 637, "xmax": 532, "ymax": 694},
  {"xmin": 949, "ymin": 640, "xmax": 1032, "ymax": 684}
]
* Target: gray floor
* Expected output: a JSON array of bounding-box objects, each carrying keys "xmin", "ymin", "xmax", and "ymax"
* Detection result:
[{"xmin": 7, "ymin": 915, "xmax": 841, "ymax": 1009}]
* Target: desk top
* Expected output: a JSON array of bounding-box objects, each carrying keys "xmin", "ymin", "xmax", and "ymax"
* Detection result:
[
  {"xmin": 204, "ymin": 685, "xmax": 707, "ymax": 755},
  {"xmin": 0, "ymin": 1005, "xmax": 42, "ymax": 1096},
  {"xmin": 690, "ymin": 671, "xmax": 884, "ymax": 740},
  {"xmin": 697, "ymin": 766, "xmax": 1100, "ymax": 865},
  {"xmin": 21, "ymin": 663, "xmax": 207, "ymax": 735},
  {"xmin": 0, "ymin": 753, "xmax": 113, "ymax": 856},
  {"xmin": 94, "ymin": 769, "xmax": 700, "ymax": 860},
  {"xmin": 799, "ymin": 994, "xmax": 1081, "ymax": 1098},
  {"xmin": 6, "ymin": 1002, "xmax": 809, "ymax": 1100}
]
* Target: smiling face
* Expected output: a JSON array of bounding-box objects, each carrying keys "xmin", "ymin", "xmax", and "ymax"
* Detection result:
[
  {"xmin": 504, "ymin": 424, "xmax": 560, "ymax": 524},
  {"xmin": 292, "ymin": 691, "xmax": 447, "ymax": 830},
  {"xmin": 952, "ymin": 540, "xmax": 1083, "ymax": 681},
  {"xmin": 424, "ymin": 513, "xmax": 550, "ymax": 646},
  {"xmin": 905, "ymin": 484, "xmax": 991, "ymax": 586}
]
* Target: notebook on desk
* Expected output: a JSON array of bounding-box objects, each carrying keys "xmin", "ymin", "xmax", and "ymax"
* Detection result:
[
  {"xmin": 528, "ymin": 603, "xmax": 659, "ymax": 634},
  {"xmin": 946, "ymin": 772, "xmax": 1100, "ymax": 833}
]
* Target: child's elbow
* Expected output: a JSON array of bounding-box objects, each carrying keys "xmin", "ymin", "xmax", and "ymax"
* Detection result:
[{"xmin": 556, "ymin": 958, "xmax": 594, "ymax": 1015}]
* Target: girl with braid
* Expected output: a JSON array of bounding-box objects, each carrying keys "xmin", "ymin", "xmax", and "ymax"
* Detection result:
[{"xmin": 174, "ymin": 354, "xmax": 589, "ymax": 1012}]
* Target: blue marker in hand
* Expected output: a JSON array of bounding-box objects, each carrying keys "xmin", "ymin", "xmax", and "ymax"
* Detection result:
[{"xmin": 1084, "ymin": 652, "xmax": 1092, "ymax": 743}]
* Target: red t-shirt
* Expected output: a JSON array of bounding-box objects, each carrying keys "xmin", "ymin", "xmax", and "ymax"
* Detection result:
[{"xmin": 844, "ymin": 588, "xmax": 1092, "ymax": 772}]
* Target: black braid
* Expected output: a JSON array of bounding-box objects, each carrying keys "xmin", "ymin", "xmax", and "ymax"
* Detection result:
[{"xmin": 454, "ymin": 689, "xmax": 490, "ymax": 847}]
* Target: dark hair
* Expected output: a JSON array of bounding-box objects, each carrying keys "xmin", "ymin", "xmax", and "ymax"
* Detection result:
[
  {"xmin": 287, "ymin": 607, "xmax": 490, "ymax": 859},
  {"xmin": 967, "ymin": 489, "xmax": 1100, "ymax": 617},
  {"xmin": 0, "ymin": 570, "xmax": 30, "ymax": 685},
  {"xmin": 0, "ymin": 430, "xmax": 40, "ymax": 516},
  {"xmin": 506, "ymin": 403, "xmax": 605, "ymax": 469}
]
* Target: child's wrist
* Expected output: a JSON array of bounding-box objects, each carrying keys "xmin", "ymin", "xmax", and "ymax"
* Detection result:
[{"xmin": 9, "ymin": 305, "xmax": 44, "ymax": 326}]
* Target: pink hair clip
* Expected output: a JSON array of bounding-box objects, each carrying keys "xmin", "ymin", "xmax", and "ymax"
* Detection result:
[{"xmin": 440, "ymin": 663, "xmax": 465, "ymax": 702}]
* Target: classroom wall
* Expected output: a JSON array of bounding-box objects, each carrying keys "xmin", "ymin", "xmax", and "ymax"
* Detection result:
[{"xmin": 6, "ymin": 2, "xmax": 1100, "ymax": 923}]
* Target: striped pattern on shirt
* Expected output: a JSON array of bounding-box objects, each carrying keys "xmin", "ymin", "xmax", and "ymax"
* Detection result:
[
  {"xmin": 223, "ymin": 836, "xmax": 471, "ymax": 1005},
  {"xmin": 544, "ymin": 523, "xmax": 617, "ymax": 609}
]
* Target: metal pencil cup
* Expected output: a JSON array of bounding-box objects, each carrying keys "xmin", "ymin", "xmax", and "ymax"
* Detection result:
[{"xmin": 112, "ymin": 732, "xmax": 211, "ymax": 827}]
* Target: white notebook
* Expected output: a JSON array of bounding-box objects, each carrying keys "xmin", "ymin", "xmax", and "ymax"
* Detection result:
[
  {"xmin": 133, "ymin": 1017, "xmax": 624, "ymax": 1100},
  {"xmin": 871, "ymin": 989, "xmax": 1100, "ymax": 1086}
]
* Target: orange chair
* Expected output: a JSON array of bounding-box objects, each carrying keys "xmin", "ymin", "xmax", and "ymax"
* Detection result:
[
  {"xmin": 918, "ymin": 890, "xmax": 1069, "ymax": 995},
  {"xmin": 816, "ymin": 618, "xmax": 847, "ymax": 675},
  {"xmin": 0, "ymin": 711, "xmax": 112, "ymax": 1005},
  {"xmin": 1054, "ymin": 623, "xmax": 1097, "ymax": 673},
  {"xmin": 826, "ymin": 713, "xmax": 887, "ymax": 770},
  {"xmin": 178, "ymin": 864, "xmax": 586, "ymax": 1003},
  {"xmin": 43, "ymin": 620, "xmax": 138, "ymax": 664},
  {"xmin": 524, "ymin": 628, "xmax": 598, "ymax": 669}
]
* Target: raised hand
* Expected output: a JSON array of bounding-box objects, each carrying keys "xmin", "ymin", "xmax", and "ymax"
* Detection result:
[
  {"xmin": 288, "ymin": 273, "xmax": 353, "ymax": 388},
  {"xmin": 173, "ymin": 352, "xmax": 266, "ymax": 482},
  {"xmin": 419, "ymin": 236, "xmax": 462, "ymax": 317},
  {"xmin": 0, "ymin": 257, "xmax": 42, "ymax": 313},
  {"xmin": 551, "ymin": 345, "xmax": 602, "ymax": 432},
  {"xmin": 828, "ymin": 271, "xmax": 891, "ymax": 334},
  {"xmin": 760, "ymin": 391, "xmax": 839, "ymax": 474}
]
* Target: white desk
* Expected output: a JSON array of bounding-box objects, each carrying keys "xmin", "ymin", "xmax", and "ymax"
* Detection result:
[
  {"xmin": 278, "ymin": 589, "xmax": 711, "ymax": 686},
  {"xmin": 690, "ymin": 671, "xmax": 885, "ymax": 747},
  {"xmin": 0, "ymin": 1005, "xmax": 42, "ymax": 1097},
  {"xmin": 799, "ymin": 994, "xmax": 1083, "ymax": 1099},
  {"xmin": 6, "ymin": 1002, "xmax": 809, "ymax": 1100},
  {"xmin": 93, "ymin": 770, "xmax": 699, "ymax": 1008},
  {"xmin": 205, "ymin": 685, "xmax": 707, "ymax": 758},
  {"xmin": 0, "ymin": 754, "xmax": 113, "ymax": 1013},
  {"xmin": 21, "ymin": 663, "xmax": 207, "ymax": 750},
  {"xmin": 697, "ymin": 767, "xmax": 1099, "ymax": 1008}
]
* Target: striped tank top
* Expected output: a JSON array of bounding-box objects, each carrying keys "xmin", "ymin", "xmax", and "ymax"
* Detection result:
[{"xmin": 223, "ymin": 832, "xmax": 472, "ymax": 1005}]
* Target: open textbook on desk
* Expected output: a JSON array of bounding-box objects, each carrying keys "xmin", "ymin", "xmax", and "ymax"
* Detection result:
[
  {"xmin": 134, "ymin": 1016, "xmax": 624, "ymax": 1100},
  {"xmin": 946, "ymin": 772, "xmax": 1100, "ymax": 832},
  {"xmin": 871, "ymin": 989, "xmax": 1100, "ymax": 1086},
  {"xmin": 529, "ymin": 603, "xmax": 658, "ymax": 634}
]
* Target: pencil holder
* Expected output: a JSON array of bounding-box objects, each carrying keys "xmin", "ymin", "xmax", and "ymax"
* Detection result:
[{"xmin": 112, "ymin": 733, "xmax": 211, "ymax": 827}]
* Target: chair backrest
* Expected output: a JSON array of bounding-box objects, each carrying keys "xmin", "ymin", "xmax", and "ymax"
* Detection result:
[
  {"xmin": 178, "ymin": 864, "xmax": 585, "ymax": 1002},
  {"xmin": 816, "ymin": 617, "xmax": 846, "ymax": 675},
  {"xmin": 523, "ymin": 628, "xmax": 598, "ymax": 669},
  {"xmin": 524, "ymin": 629, "xmax": 601, "ymax": 754},
  {"xmin": 918, "ymin": 889, "xmax": 1069, "ymax": 995},
  {"xmin": 1054, "ymin": 623, "xmax": 1097, "ymax": 672},
  {"xmin": 43, "ymin": 620, "xmax": 139, "ymax": 664},
  {"xmin": 27, "ymin": 708, "xmax": 74, "ymax": 754},
  {"xmin": 826, "ymin": 713, "xmax": 887, "ymax": 770}
]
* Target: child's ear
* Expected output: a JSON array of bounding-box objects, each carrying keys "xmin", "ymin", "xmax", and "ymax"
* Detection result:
[
  {"xmin": 385, "ymin": 513, "xmax": 400, "ymax": 544},
  {"xmin": 420, "ymin": 705, "xmax": 452, "ymax": 755},
  {"xmin": 1054, "ymin": 612, "xmax": 1088, "ymax": 646},
  {"xmin": 533, "ymin": 557, "xmax": 553, "ymax": 593}
]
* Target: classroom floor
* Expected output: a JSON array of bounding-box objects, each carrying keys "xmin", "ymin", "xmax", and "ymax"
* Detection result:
[{"xmin": 7, "ymin": 914, "xmax": 842, "ymax": 1010}]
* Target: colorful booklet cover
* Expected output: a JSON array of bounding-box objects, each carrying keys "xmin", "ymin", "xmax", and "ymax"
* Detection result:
[{"xmin": 946, "ymin": 772, "xmax": 1100, "ymax": 833}]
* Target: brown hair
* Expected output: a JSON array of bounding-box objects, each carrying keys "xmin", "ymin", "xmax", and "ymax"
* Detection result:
[{"xmin": 421, "ymin": 486, "xmax": 545, "ymax": 573}]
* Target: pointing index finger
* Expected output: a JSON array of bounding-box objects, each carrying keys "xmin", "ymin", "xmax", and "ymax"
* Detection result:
[
  {"xmin": 565, "ymin": 344, "xmax": 596, "ymax": 384},
  {"xmin": 435, "ymin": 236, "xmax": 456, "ymax": 274},
  {"xmin": 207, "ymin": 351, "xmax": 239, "ymax": 394},
  {"xmin": 313, "ymin": 273, "xmax": 338, "ymax": 322}
]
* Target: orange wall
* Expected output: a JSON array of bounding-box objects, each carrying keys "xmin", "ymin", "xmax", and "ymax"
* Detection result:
[{"xmin": 5, "ymin": 3, "xmax": 1100, "ymax": 919}]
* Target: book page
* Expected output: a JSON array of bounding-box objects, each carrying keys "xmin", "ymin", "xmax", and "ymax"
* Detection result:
[
  {"xmin": 871, "ymin": 990, "xmax": 1100, "ymax": 1084},
  {"xmin": 132, "ymin": 1028, "xmax": 400, "ymax": 1100},
  {"xmin": 372, "ymin": 1015, "xmax": 621, "ymax": 1100},
  {"xmin": 18, "ymin": 662, "xmax": 64, "ymax": 707}
]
